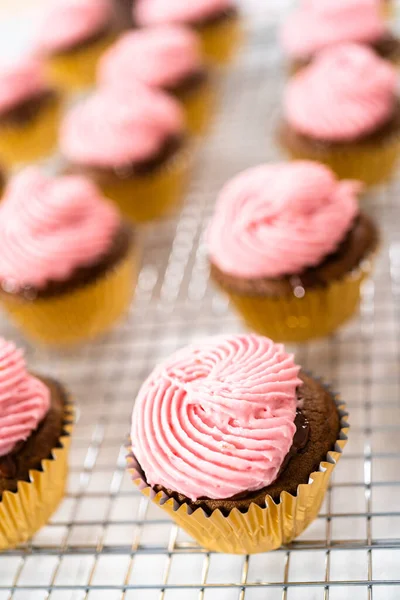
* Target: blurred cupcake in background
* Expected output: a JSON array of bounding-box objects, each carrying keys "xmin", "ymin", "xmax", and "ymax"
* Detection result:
[
  {"xmin": 0, "ymin": 169, "xmax": 136, "ymax": 346},
  {"xmin": 281, "ymin": 0, "xmax": 400, "ymax": 72},
  {"xmin": 279, "ymin": 43, "xmax": 400, "ymax": 186},
  {"xmin": 0, "ymin": 58, "xmax": 61, "ymax": 167},
  {"xmin": 0, "ymin": 337, "xmax": 73, "ymax": 549},
  {"xmin": 60, "ymin": 86, "xmax": 190, "ymax": 223},
  {"xmin": 208, "ymin": 161, "xmax": 378, "ymax": 342},
  {"xmin": 133, "ymin": 0, "xmax": 241, "ymax": 65},
  {"xmin": 98, "ymin": 25, "xmax": 214, "ymax": 135},
  {"xmin": 34, "ymin": 0, "xmax": 116, "ymax": 92}
]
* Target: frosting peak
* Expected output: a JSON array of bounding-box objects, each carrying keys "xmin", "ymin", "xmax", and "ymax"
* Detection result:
[
  {"xmin": 281, "ymin": 0, "xmax": 387, "ymax": 60},
  {"xmin": 0, "ymin": 339, "xmax": 50, "ymax": 458},
  {"xmin": 284, "ymin": 43, "xmax": 397, "ymax": 142},
  {"xmin": 208, "ymin": 161, "xmax": 360, "ymax": 279},
  {"xmin": 131, "ymin": 334, "xmax": 302, "ymax": 501},
  {"xmin": 0, "ymin": 58, "xmax": 49, "ymax": 115},
  {"xmin": 134, "ymin": 0, "xmax": 233, "ymax": 26},
  {"xmin": 60, "ymin": 86, "xmax": 185, "ymax": 167},
  {"xmin": 98, "ymin": 26, "xmax": 203, "ymax": 90},
  {"xmin": 36, "ymin": 0, "xmax": 112, "ymax": 55},
  {"xmin": 0, "ymin": 169, "xmax": 120, "ymax": 290}
]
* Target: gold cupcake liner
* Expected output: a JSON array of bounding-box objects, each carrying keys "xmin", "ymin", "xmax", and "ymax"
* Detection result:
[
  {"xmin": 0, "ymin": 96, "xmax": 61, "ymax": 167},
  {"xmin": 128, "ymin": 387, "xmax": 348, "ymax": 554},
  {"xmin": 179, "ymin": 78, "xmax": 216, "ymax": 136},
  {"xmin": 99, "ymin": 145, "xmax": 192, "ymax": 223},
  {"xmin": 45, "ymin": 33, "xmax": 116, "ymax": 92},
  {"xmin": 0, "ymin": 242, "xmax": 137, "ymax": 346},
  {"xmin": 198, "ymin": 14, "xmax": 242, "ymax": 65},
  {"xmin": 281, "ymin": 130, "xmax": 400, "ymax": 187},
  {"xmin": 217, "ymin": 256, "xmax": 374, "ymax": 343},
  {"xmin": 0, "ymin": 399, "xmax": 74, "ymax": 551}
]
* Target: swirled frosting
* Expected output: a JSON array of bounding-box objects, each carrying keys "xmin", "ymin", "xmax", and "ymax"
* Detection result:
[
  {"xmin": 284, "ymin": 43, "xmax": 397, "ymax": 142},
  {"xmin": 0, "ymin": 339, "xmax": 50, "ymax": 458},
  {"xmin": 60, "ymin": 86, "xmax": 185, "ymax": 167},
  {"xmin": 281, "ymin": 0, "xmax": 387, "ymax": 60},
  {"xmin": 36, "ymin": 0, "xmax": 112, "ymax": 55},
  {"xmin": 0, "ymin": 58, "xmax": 49, "ymax": 115},
  {"xmin": 0, "ymin": 168, "xmax": 120, "ymax": 291},
  {"xmin": 98, "ymin": 26, "xmax": 203, "ymax": 90},
  {"xmin": 134, "ymin": 0, "xmax": 233, "ymax": 26},
  {"xmin": 131, "ymin": 334, "xmax": 302, "ymax": 501},
  {"xmin": 208, "ymin": 161, "xmax": 360, "ymax": 279}
]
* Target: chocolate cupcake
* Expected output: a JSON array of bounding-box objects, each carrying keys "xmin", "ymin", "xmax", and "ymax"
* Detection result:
[
  {"xmin": 279, "ymin": 43, "xmax": 400, "ymax": 186},
  {"xmin": 133, "ymin": 0, "xmax": 241, "ymax": 65},
  {"xmin": 0, "ymin": 169, "xmax": 136, "ymax": 346},
  {"xmin": 34, "ymin": 0, "xmax": 117, "ymax": 91},
  {"xmin": 128, "ymin": 334, "xmax": 348, "ymax": 553},
  {"xmin": 0, "ymin": 338, "xmax": 73, "ymax": 549},
  {"xmin": 98, "ymin": 25, "xmax": 214, "ymax": 135},
  {"xmin": 60, "ymin": 85, "xmax": 190, "ymax": 223},
  {"xmin": 281, "ymin": 0, "xmax": 400, "ymax": 72},
  {"xmin": 0, "ymin": 58, "xmax": 61, "ymax": 167},
  {"xmin": 208, "ymin": 161, "xmax": 378, "ymax": 342}
]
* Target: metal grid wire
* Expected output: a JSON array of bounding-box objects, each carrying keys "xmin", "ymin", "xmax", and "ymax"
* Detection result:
[{"xmin": 1, "ymin": 1, "xmax": 400, "ymax": 598}]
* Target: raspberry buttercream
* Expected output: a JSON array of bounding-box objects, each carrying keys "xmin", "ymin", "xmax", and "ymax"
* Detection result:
[
  {"xmin": 0, "ymin": 339, "xmax": 50, "ymax": 458},
  {"xmin": 98, "ymin": 26, "xmax": 203, "ymax": 90},
  {"xmin": 208, "ymin": 161, "xmax": 360, "ymax": 279},
  {"xmin": 131, "ymin": 334, "xmax": 302, "ymax": 501},
  {"xmin": 60, "ymin": 86, "xmax": 185, "ymax": 167},
  {"xmin": 284, "ymin": 43, "xmax": 397, "ymax": 143},
  {"xmin": 0, "ymin": 168, "xmax": 120, "ymax": 291},
  {"xmin": 35, "ymin": 0, "xmax": 112, "ymax": 55},
  {"xmin": 0, "ymin": 58, "xmax": 49, "ymax": 115},
  {"xmin": 281, "ymin": 0, "xmax": 387, "ymax": 60},
  {"xmin": 134, "ymin": 0, "xmax": 233, "ymax": 26}
]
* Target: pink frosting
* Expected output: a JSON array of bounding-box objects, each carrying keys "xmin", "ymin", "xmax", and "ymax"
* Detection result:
[
  {"xmin": 281, "ymin": 0, "xmax": 387, "ymax": 60},
  {"xmin": 208, "ymin": 161, "xmax": 360, "ymax": 279},
  {"xmin": 98, "ymin": 26, "xmax": 203, "ymax": 91},
  {"xmin": 36, "ymin": 0, "xmax": 113, "ymax": 55},
  {"xmin": 0, "ymin": 339, "xmax": 50, "ymax": 458},
  {"xmin": 0, "ymin": 58, "xmax": 49, "ymax": 115},
  {"xmin": 0, "ymin": 169, "xmax": 120, "ymax": 291},
  {"xmin": 131, "ymin": 334, "xmax": 301, "ymax": 501},
  {"xmin": 284, "ymin": 43, "xmax": 397, "ymax": 142},
  {"xmin": 60, "ymin": 86, "xmax": 185, "ymax": 167},
  {"xmin": 134, "ymin": 0, "xmax": 233, "ymax": 26}
]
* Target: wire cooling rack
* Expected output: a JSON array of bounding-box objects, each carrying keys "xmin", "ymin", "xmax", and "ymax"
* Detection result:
[{"xmin": 1, "ymin": 1, "xmax": 400, "ymax": 598}]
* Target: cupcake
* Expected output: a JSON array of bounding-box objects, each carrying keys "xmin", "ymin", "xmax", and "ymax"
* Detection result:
[
  {"xmin": 133, "ymin": 0, "xmax": 241, "ymax": 66},
  {"xmin": 0, "ymin": 169, "xmax": 136, "ymax": 346},
  {"xmin": 279, "ymin": 43, "xmax": 400, "ymax": 187},
  {"xmin": 128, "ymin": 333, "xmax": 348, "ymax": 553},
  {"xmin": 98, "ymin": 25, "xmax": 214, "ymax": 135},
  {"xmin": 0, "ymin": 338, "xmax": 73, "ymax": 550},
  {"xmin": 208, "ymin": 161, "xmax": 378, "ymax": 343},
  {"xmin": 281, "ymin": 0, "xmax": 400, "ymax": 72},
  {"xmin": 60, "ymin": 86, "xmax": 190, "ymax": 223},
  {"xmin": 0, "ymin": 58, "xmax": 61, "ymax": 167},
  {"xmin": 34, "ymin": 0, "xmax": 116, "ymax": 92}
]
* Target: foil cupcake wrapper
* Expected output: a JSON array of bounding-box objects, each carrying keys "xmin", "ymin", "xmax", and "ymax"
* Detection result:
[
  {"xmin": 198, "ymin": 13, "xmax": 243, "ymax": 65},
  {"xmin": 0, "ymin": 399, "xmax": 74, "ymax": 551},
  {"xmin": 179, "ymin": 78, "xmax": 216, "ymax": 136},
  {"xmin": 128, "ymin": 382, "xmax": 348, "ymax": 554}
]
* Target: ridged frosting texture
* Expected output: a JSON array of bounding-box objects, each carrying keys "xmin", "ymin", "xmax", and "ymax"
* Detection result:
[
  {"xmin": 0, "ymin": 58, "xmax": 49, "ymax": 115},
  {"xmin": 281, "ymin": 0, "xmax": 387, "ymax": 60},
  {"xmin": 98, "ymin": 26, "xmax": 203, "ymax": 90},
  {"xmin": 60, "ymin": 86, "xmax": 184, "ymax": 167},
  {"xmin": 134, "ymin": 0, "xmax": 233, "ymax": 26},
  {"xmin": 0, "ymin": 339, "xmax": 50, "ymax": 458},
  {"xmin": 208, "ymin": 161, "xmax": 360, "ymax": 279},
  {"xmin": 284, "ymin": 43, "xmax": 397, "ymax": 142},
  {"xmin": 36, "ymin": 0, "xmax": 112, "ymax": 54},
  {"xmin": 0, "ymin": 168, "xmax": 120, "ymax": 291},
  {"xmin": 131, "ymin": 334, "xmax": 302, "ymax": 501}
]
